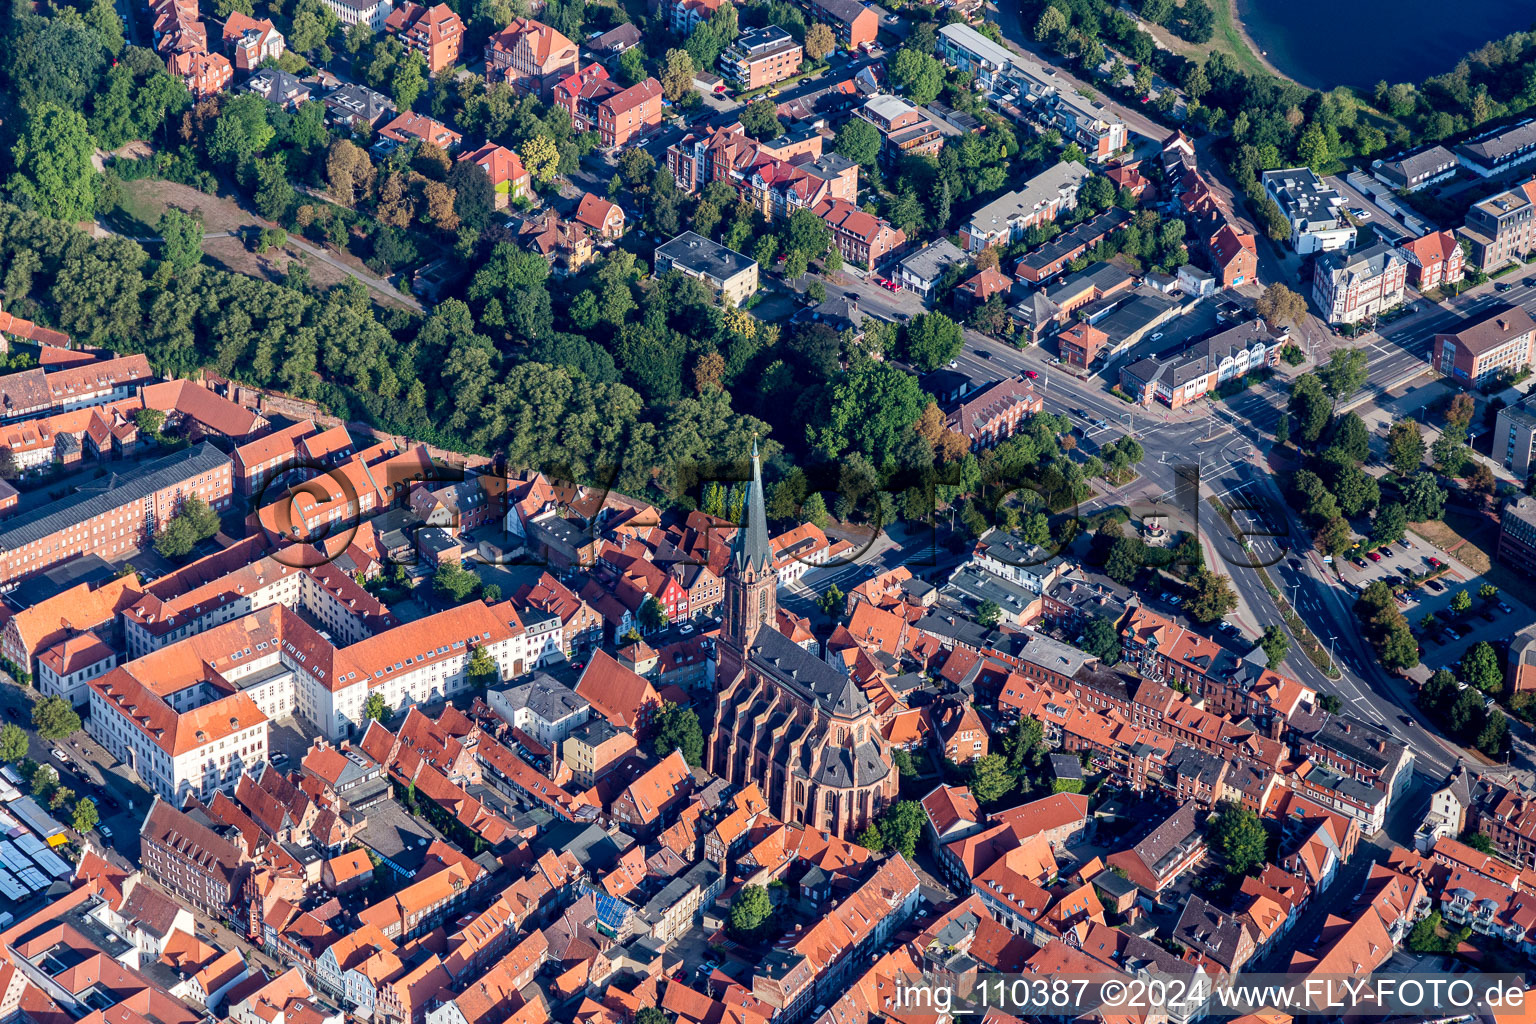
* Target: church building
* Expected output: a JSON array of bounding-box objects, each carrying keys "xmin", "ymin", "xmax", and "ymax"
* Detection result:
[{"xmin": 705, "ymin": 442, "xmax": 897, "ymax": 838}]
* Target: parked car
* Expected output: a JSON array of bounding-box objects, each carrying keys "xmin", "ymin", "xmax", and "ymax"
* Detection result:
[
  {"xmin": 98, "ymin": 824, "xmax": 113, "ymax": 840},
  {"xmin": 1367, "ymin": 550, "xmax": 1382, "ymax": 562},
  {"xmin": 1353, "ymin": 558, "xmax": 1369, "ymax": 569},
  {"xmin": 1426, "ymin": 579, "xmax": 1445, "ymax": 592},
  {"xmin": 1168, "ymin": 595, "xmax": 1183, "ymax": 607},
  {"xmin": 1445, "ymin": 628, "xmax": 1461, "ymax": 641},
  {"xmin": 1427, "ymin": 556, "xmax": 1443, "ymax": 568},
  {"xmin": 1499, "ymin": 601, "xmax": 1513, "ymax": 613}
]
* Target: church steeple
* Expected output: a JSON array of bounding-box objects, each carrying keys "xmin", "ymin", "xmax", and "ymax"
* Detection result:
[
  {"xmin": 732, "ymin": 437, "xmax": 773, "ymax": 575},
  {"xmin": 721, "ymin": 436, "xmax": 777, "ymax": 658}
]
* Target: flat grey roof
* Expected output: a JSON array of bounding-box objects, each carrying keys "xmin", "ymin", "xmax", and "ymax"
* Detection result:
[{"xmin": 655, "ymin": 231, "xmax": 756, "ymax": 283}]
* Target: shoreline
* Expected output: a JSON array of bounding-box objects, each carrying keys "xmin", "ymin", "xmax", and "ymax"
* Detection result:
[{"xmin": 1223, "ymin": 0, "xmax": 1296, "ymax": 85}]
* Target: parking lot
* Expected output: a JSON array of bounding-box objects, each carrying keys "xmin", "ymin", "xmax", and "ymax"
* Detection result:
[{"xmin": 1333, "ymin": 531, "xmax": 1529, "ymax": 672}]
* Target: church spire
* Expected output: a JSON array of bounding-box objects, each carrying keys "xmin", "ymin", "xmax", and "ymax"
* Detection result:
[{"xmin": 733, "ymin": 436, "xmax": 773, "ymax": 575}]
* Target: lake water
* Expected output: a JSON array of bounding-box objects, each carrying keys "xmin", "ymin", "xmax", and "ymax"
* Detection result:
[{"xmin": 1236, "ymin": 0, "xmax": 1536, "ymax": 91}]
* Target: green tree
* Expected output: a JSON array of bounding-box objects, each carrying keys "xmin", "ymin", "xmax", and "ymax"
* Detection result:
[
  {"xmin": 1209, "ymin": 800, "xmax": 1267, "ymax": 877},
  {"xmin": 976, "ymin": 599, "xmax": 1001, "ymax": 628},
  {"xmin": 1451, "ymin": 589, "xmax": 1472, "ymax": 615},
  {"xmin": 1449, "ymin": 687, "xmax": 1485, "ymax": 735},
  {"xmin": 254, "ymin": 155, "xmax": 295, "ymax": 220},
  {"xmin": 1402, "ymin": 472, "xmax": 1446, "ymax": 521},
  {"xmin": 521, "ymin": 135, "xmax": 560, "ymax": 185},
  {"xmin": 1294, "ymin": 122, "xmax": 1330, "ymax": 171},
  {"xmin": 433, "ymin": 559, "xmax": 481, "ymax": 602},
  {"xmin": 1479, "ymin": 584, "xmax": 1500, "ymax": 602},
  {"xmin": 740, "ymin": 99, "xmax": 782, "ymax": 140},
  {"xmin": 640, "ymin": 595, "xmax": 668, "ymax": 631},
  {"xmin": 31, "ymin": 765, "xmax": 59, "ymax": 802},
  {"xmin": 616, "ymin": 46, "xmax": 647, "ymax": 86},
  {"xmin": 8, "ymin": 105, "xmax": 99, "ymax": 223},
  {"xmin": 466, "ymin": 646, "xmax": 498, "ymax": 684},
  {"xmin": 1105, "ymin": 535, "xmax": 1144, "ymax": 585},
  {"xmin": 728, "ymin": 885, "xmax": 774, "ymax": 941},
  {"xmin": 833, "ymin": 117, "xmax": 881, "ymax": 166},
  {"xmin": 1185, "ymin": 569, "xmax": 1238, "ymax": 623},
  {"xmin": 32, "ymin": 696, "xmax": 80, "ymax": 740},
  {"xmin": 1034, "ymin": 5, "xmax": 1067, "ymax": 41},
  {"xmin": 651, "ymin": 701, "xmax": 705, "ymax": 765},
  {"xmin": 0, "ymin": 723, "xmax": 28, "ymax": 763},
  {"xmin": 877, "ymin": 800, "xmax": 926, "ymax": 859},
  {"xmin": 897, "ymin": 312, "xmax": 963, "ymax": 371},
  {"xmin": 817, "ymin": 583, "xmax": 844, "ymax": 618},
  {"xmin": 804, "ymin": 22, "xmax": 835, "ymax": 61},
  {"xmin": 804, "ymin": 491, "xmax": 829, "ymax": 528},
  {"xmin": 73, "ymin": 797, "xmax": 99, "ymax": 835},
  {"xmin": 1370, "ymin": 502, "xmax": 1407, "ymax": 547},
  {"xmin": 1259, "ymin": 624, "xmax": 1289, "ymax": 667},
  {"xmin": 1325, "ymin": 413, "xmax": 1371, "ymax": 464},
  {"xmin": 1082, "ymin": 616, "xmax": 1121, "ymax": 665},
  {"xmin": 157, "ymin": 209, "xmax": 203, "ymax": 272},
  {"xmin": 154, "ymin": 496, "xmax": 221, "ymax": 558},
  {"xmin": 890, "ymin": 48, "xmax": 945, "ymax": 105},
  {"xmin": 1254, "ymin": 284, "xmax": 1307, "ymax": 329},
  {"xmin": 1386, "ymin": 419, "xmax": 1426, "ymax": 476},
  {"xmin": 660, "ymin": 48, "xmax": 696, "ymax": 102},
  {"xmin": 968, "ymin": 753, "xmax": 1017, "ymax": 805},
  {"xmin": 1023, "ymin": 512, "xmax": 1051, "ymax": 547},
  {"xmin": 1461, "ymin": 642, "xmax": 1504, "ymax": 693},
  {"xmin": 809, "ymin": 362, "xmax": 928, "ymax": 465},
  {"xmin": 1478, "ymin": 711, "xmax": 1509, "ymax": 757},
  {"xmin": 392, "ymin": 51, "xmax": 428, "ymax": 110},
  {"xmin": 1318, "ymin": 347, "xmax": 1369, "ymax": 405},
  {"xmin": 1288, "ymin": 374, "xmax": 1332, "ymax": 445},
  {"xmin": 362, "ymin": 692, "xmax": 390, "ymax": 721}
]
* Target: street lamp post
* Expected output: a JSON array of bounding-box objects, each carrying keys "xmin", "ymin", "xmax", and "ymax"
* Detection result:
[{"xmin": 1327, "ymin": 633, "xmax": 1338, "ymax": 674}]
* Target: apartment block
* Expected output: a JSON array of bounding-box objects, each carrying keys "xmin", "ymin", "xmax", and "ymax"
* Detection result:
[
  {"xmin": 959, "ymin": 161, "xmax": 1090, "ymax": 252},
  {"xmin": 384, "ymin": 2, "xmax": 464, "ymax": 73},
  {"xmin": 1456, "ymin": 177, "xmax": 1536, "ymax": 272},
  {"xmin": 1496, "ymin": 392, "xmax": 1536, "ymax": 479},
  {"xmin": 1498, "ymin": 496, "xmax": 1536, "ymax": 577},
  {"xmin": 653, "ymin": 231, "xmax": 759, "ymax": 307},
  {"xmin": 719, "ymin": 26, "xmax": 802, "ymax": 90},
  {"xmin": 1262, "ymin": 168, "xmax": 1355, "ymax": 254},
  {"xmin": 1398, "ymin": 230, "xmax": 1466, "ymax": 291},
  {"xmin": 854, "ymin": 95, "xmax": 946, "ymax": 162},
  {"xmin": 484, "ymin": 18, "xmax": 579, "ymax": 99}
]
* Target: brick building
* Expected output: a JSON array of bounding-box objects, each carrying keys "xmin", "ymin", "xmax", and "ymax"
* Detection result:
[
  {"xmin": 944, "ymin": 377, "xmax": 1043, "ymax": 451},
  {"xmin": 384, "ymin": 2, "xmax": 464, "ymax": 72},
  {"xmin": 1434, "ymin": 305, "xmax": 1536, "ymax": 386},
  {"xmin": 484, "ymin": 18, "xmax": 580, "ymax": 99},
  {"xmin": 720, "ymin": 26, "xmax": 802, "ymax": 91},
  {"xmin": 552, "ymin": 64, "xmax": 663, "ymax": 148},
  {"xmin": 0, "ymin": 442, "xmax": 232, "ymax": 585},
  {"xmin": 813, "ymin": 199, "xmax": 906, "ymax": 267},
  {"xmin": 1398, "ymin": 230, "xmax": 1466, "ymax": 291},
  {"xmin": 140, "ymin": 796, "xmax": 251, "ymax": 916}
]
